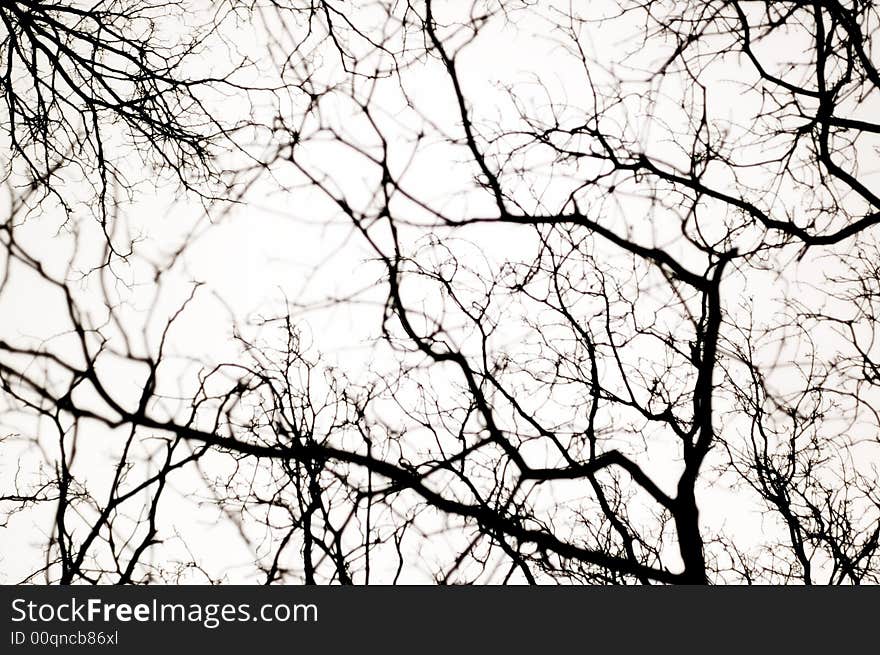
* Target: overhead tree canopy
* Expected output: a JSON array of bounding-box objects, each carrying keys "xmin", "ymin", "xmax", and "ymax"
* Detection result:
[{"xmin": 1, "ymin": 0, "xmax": 879, "ymax": 584}]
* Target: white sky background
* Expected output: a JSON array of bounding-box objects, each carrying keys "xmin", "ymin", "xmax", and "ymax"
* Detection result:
[{"xmin": 1, "ymin": 0, "xmax": 879, "ymax": 583}]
